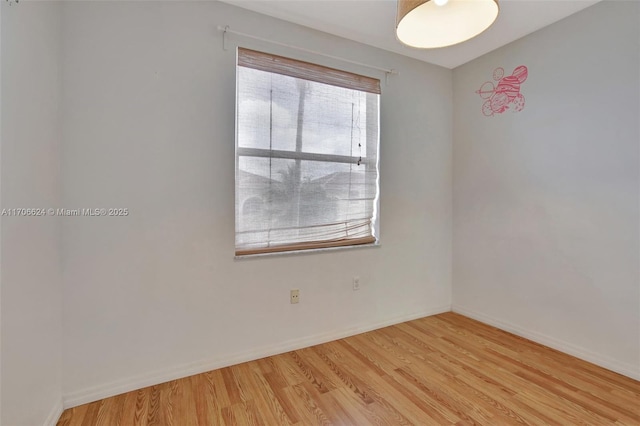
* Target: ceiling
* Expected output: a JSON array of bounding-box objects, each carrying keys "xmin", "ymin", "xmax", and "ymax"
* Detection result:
[{"xmin": 219, "ymin": 0, "xmax": 602, "ymax": 69}]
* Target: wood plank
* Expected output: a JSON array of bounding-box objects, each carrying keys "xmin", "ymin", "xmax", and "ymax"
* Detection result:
[{"xmin": 57, "ymin": 312, "xmax": 640, "ymax": 425}]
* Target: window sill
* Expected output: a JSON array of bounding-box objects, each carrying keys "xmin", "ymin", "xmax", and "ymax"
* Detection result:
[{"xmin": 234, "ymin": 241, "xmax": 381, "ymax": 260}]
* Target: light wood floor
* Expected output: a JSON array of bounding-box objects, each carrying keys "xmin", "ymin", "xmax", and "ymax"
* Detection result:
[{"xmin": 57, "ymin": 313, "xmax": 640, "ymax": 425}]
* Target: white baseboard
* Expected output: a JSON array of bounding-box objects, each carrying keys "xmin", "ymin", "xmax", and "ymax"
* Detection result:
[
  {"xmin": 63, "ymin": 305, "xmax": 451, "ymax": 408},
  {"xmin": 452, "ymin": 304, "xmax": 640, "ymax": 381},
  {"xmin": 43, "ymin": 398, "xmax": 64, "ymax": 426}
]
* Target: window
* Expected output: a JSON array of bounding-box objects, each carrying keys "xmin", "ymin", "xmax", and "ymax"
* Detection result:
[{"xmin": 235, "ymin": 48, "xmax": 380, "ymax": 256}]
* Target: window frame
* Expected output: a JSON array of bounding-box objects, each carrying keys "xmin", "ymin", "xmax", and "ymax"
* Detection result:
[{"xmin": 235, "ymin": 48, "xmax": 381, "ymax": 257}]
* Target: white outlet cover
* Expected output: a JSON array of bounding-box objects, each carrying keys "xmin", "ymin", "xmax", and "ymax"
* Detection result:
[{"xmin": 353, "ymin": 277, "xmax": 361, "ymax": 290}]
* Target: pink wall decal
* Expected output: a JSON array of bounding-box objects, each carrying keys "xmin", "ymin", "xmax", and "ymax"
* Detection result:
[{"xmin": 476, "ymin": 66, "xmax": 528, "ymax": 116}]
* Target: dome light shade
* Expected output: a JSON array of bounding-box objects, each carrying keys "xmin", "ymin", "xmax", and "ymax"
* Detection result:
[{"xmin": 396, "ymin": 0, "xmax": 499, "ymax": 49}]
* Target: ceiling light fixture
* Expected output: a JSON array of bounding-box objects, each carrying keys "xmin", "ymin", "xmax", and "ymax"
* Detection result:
[{"xmin": 396, "ymin": 0, "xmax": 499, "ymax": 49}]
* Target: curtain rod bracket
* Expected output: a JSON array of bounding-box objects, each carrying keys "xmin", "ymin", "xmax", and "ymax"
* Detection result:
[
  {"xmin": 385, "ymin": 69, "xmax": 399, "ymax": 86},
  {"xmin": 222, "ymin": 25, "xmax": 229, "ymax": 51}
]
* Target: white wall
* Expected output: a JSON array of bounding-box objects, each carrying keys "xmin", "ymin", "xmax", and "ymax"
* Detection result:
[
  {"xmin": 1, "ymin": 2, "xmax": 64, "ymax": 425},
  {"xmin": 453, "ymin": 1, "xmax": 639, "ymax": 379},
  {"xmin": 4, "ymin": 1, "xmax": 636, "ymax": 419},
  {"xmin": 61, "ymin": 1, "xmax": 452, "ymax": 405}
]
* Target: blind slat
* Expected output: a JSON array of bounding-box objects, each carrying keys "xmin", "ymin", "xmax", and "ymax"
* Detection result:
[
  {"xmin": 236, "ymin": 218, "xmax": 373, "ymax": 236},
  {"xmin": 238, "ymin": 48, "xmax": 381, "ymax": 95},
  {"xmin": 236, "ymin": 236, "xmax": 376, "ymax": 257}
]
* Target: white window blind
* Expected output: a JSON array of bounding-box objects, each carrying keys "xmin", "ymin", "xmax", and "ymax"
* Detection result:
[{"xmin": 235, "ymin": 48, "xmax": 380, "ymax": 256}]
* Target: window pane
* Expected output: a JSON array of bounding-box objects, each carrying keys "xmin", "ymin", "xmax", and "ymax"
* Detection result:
[
  {"xmin": 237, "ymin": 67, "xmax": 370, "ymax": 157},
  {"xmin": 237, "ymin": 158, "xmax": 375, "ymax": 244},
  {"xmin": 299, "ymin": 81, "xmax": 367, "ymax": 157},
  {"xmin": 237, "ymin": 67, "xmax": 273, "ymax": 150}
]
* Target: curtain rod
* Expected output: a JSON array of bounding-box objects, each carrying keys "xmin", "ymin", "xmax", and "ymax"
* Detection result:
[{"xmin": 217, "ymin": 26, "xmax": 398, "ymax": 78}]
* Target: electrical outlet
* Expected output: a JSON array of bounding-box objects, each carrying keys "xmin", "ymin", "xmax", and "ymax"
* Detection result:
[
  {"xmin": 290, "ymin": 289, "xmax": 300, "ymax": 304},
  {"xmin": 353, "ymin": 276, "xmax": 361, "ymax": 291}
]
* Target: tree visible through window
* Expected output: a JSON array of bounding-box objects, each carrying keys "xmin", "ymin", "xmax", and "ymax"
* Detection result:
[{"xmin": 235, "ymin": 48, "xmax": 380, "ymax": 256}]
